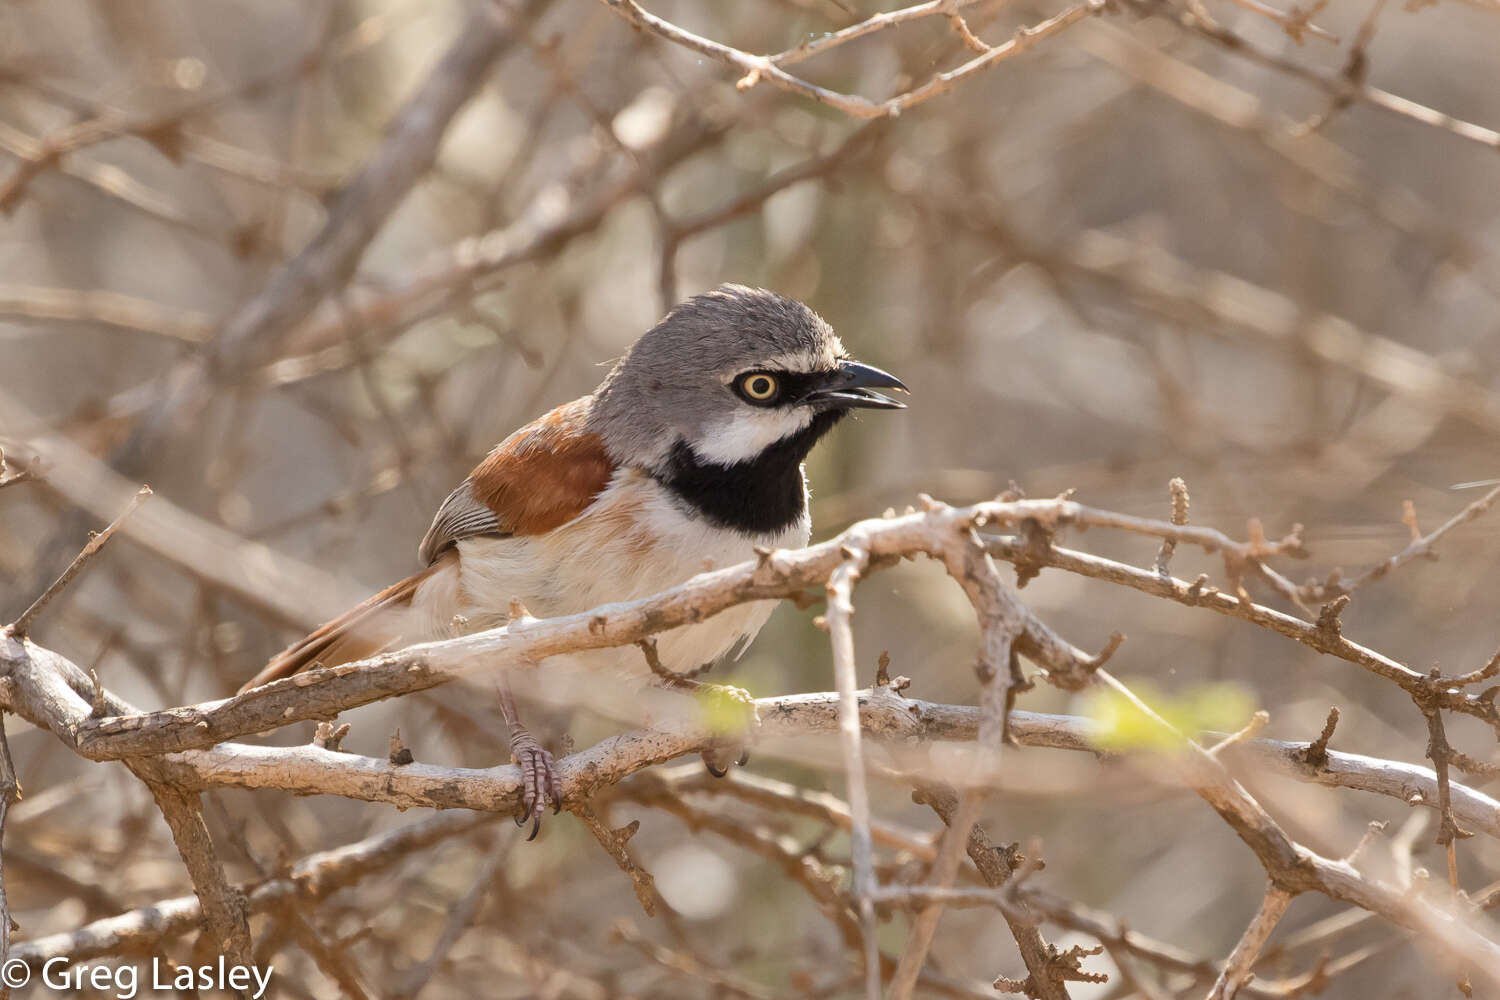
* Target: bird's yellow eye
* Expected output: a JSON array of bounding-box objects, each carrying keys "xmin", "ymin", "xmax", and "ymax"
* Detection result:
[{"xmin": 737, "ymin": 372, "xmax": 780, "ymax": 403}]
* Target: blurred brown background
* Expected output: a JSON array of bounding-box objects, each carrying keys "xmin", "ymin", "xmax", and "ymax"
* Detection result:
[{"xmin": 2, "ymin": 0, "xmax": 1499, "ymax": 995}]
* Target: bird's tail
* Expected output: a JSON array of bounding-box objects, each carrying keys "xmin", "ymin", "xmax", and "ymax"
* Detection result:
[{"xmin": 237, "ymin": 561, "xmax": 446, "ymax": 694}]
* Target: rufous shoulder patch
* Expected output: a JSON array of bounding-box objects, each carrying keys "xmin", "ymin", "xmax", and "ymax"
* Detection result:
[{"xmin": 467, "ymin": 396, "xmax": 615, "ymax": 536}]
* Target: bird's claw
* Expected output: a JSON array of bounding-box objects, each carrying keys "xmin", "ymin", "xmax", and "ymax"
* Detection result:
[
  {"xmin": 701, "ymin": 750, "xmax": 729, "ymax": 778},
  {"xmin": 510, "ymin": 729, "xmax": 559, "ymax": 841},
  {"xmin": 700, "ymin": 744, "xmax": 751, "ymax": 777},
  {"xmin": 696, "ymin": 684, "xmax": 757, "ymax": 779}
]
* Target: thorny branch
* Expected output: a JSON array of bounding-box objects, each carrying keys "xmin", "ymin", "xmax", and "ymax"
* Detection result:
[
  {"xmin": 600, "ymin": 0, "xmax": 1114, "ymax": 120},
  {"xmin": 596, "ymin": 0, "xmax": 1498, "ymax": 155},
  {"xmin": 914, "ymin": 783, "xmax": 1075, "ymax": 1000},
  {"xmin": 5, "ymin": 1, "xmax": 1498, "ymax": 993},
  {"xmin": 10, "ymin": 486, "xmax": 151, "ymax": 638},
  {"xmin": 824, "ymin": 550, "xmax": 882, "ymax": 999},
  {"xmin": 12, "ymin": 811, "xmax": 493, "ymax": 965},
  {"xmin": 1300, "ymin": 483, "xmax": 1500, "ymax": 603},
  {"xmin": 6, "ymin": 486, "xmax": 1500, "ymax": 990},
  {"xmin": 1206, "ymin": 886, "xmax": 1293, "ymax": 1000}
]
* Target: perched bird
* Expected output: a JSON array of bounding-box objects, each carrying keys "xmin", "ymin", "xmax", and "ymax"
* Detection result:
[{"xmin": 240, "ymin": 284, "xmax": 907, "ymax": 833}]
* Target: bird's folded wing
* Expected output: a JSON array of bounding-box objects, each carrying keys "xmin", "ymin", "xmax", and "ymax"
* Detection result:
[
  {"xmin": 417, "ymin": 395, "xmax": 616, "ymax": 564},
  {"xmin": 241, "ymin": 398, "xmax": 616, "ymax": 693}
]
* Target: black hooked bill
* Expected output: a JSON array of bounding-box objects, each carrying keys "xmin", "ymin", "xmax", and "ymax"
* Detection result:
[{"xmin": 805, "ymin": 360, "xmax": 909, "ymax": 411}]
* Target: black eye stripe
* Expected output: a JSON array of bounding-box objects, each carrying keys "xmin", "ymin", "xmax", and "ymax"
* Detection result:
[{"xmin": 733, "ymin": 369, "xmax": 829, "ymax": 406}]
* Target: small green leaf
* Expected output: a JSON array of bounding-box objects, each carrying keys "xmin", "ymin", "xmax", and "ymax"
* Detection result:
[
  {"xmin": 1083, "ymin": 681, "xmax": 1256, "ymax": 754},
  {"xmin": 696, "ymin": 684, "xmax": 757, "ymax": 737}
]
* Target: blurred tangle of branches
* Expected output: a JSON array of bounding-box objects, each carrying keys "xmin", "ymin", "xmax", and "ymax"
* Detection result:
[{"xmin": 2, "ymin": 0, "xmax": 1500, "ymax": 996}]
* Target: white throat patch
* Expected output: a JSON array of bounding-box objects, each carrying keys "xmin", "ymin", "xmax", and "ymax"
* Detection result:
[{"xmin": 691, "ymin": 407, "xmax": 814, "ymax": 466}]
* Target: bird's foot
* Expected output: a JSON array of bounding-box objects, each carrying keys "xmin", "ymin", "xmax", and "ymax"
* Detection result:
[
  {"xmin": 509, "ymin": 725, "xmax": 559, "ymax": 841},
  {"xmin": 701, "ymin": 744, "xmax": 752, "ymax": 778},
  {"xmin": 695, "ymin": 684, "xmax": 757, "ymax": 778}
]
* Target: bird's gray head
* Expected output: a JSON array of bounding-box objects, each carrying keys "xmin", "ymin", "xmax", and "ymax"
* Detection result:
[{"xmin": 590, "ymin": 284, "xmax": 905, "ymax": 474}]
